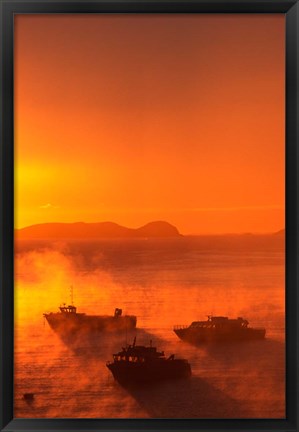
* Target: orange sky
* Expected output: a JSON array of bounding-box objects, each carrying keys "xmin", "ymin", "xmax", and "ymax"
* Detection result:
[{"xmin": 14, "ymin": 14, "xmax": 285, "ymax": 234}]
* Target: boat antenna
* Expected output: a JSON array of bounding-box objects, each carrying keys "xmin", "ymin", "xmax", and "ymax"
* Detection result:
[{"xmin": 70, "ymin": 285, "xmax": 74, "ymax": 306}]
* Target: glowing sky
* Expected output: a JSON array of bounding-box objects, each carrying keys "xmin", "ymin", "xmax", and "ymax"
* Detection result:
[{"xmin": 14, "ymin": 14, "xmax": 285, "ymax": 234}]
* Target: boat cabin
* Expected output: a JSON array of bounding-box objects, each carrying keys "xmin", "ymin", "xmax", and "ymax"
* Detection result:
[
  {"xmin": 190, "ymin": 316, "xmax": 249, "ymax": 329},
  {"xmin": 114, "ymin": 308, "xmax": 122, "ymax": 317},
  {"xmin": 59, "ymin": 305, "xmax": 77, "ymax": 314},
  {"xmin": 111, "ymin": 339, "xmax": 166, "ymax": 363}
]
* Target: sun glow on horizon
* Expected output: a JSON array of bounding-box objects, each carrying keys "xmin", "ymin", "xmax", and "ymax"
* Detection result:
[{"xmin": 14, "ymin": 14, "xmax": 285, "ymax": 235}]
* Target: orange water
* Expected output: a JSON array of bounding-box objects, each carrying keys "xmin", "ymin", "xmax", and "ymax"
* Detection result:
[{"xmin": 14, "ymin": 235, "xmax": 285, "ymax": 418}]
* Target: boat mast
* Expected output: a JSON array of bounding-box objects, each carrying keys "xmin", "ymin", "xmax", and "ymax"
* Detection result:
[{"xmin": 70, "ymin": 285, "xmax": 74, "ymax": 306}]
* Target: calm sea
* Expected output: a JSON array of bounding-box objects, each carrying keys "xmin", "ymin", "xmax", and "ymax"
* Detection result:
[{"xmin": 14, "ymin": 235, "xmax": 285, "ymax": 418}]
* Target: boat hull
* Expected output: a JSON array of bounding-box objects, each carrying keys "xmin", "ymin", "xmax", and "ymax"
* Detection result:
[
  {"xmin": 107, "ymin": 360, "xmax": 191, "ymax": 385},
  {"xmin": 44, "ymin": 313, "xmax": 137, "ymax": 342}
]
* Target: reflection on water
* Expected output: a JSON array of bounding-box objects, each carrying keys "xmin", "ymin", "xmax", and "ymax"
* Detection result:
[{"xmin": 14, "ymin": 235, "xmax": 285, "ymax": 418}]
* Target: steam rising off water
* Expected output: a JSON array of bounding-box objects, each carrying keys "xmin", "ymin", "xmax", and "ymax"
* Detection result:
[{"xmin": 14, "ymin": 235, "xmax": 285, "ymax": 418}]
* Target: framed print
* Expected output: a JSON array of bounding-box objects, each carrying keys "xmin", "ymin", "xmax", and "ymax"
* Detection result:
[{"xmin": 0, "ymin": 0, "xmax": 298, "ymax": 431}]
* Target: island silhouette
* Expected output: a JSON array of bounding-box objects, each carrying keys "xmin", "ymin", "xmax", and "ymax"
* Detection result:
[{"xmin": 16, "ymin": 221, "xmax": 182, "ymax": 239}]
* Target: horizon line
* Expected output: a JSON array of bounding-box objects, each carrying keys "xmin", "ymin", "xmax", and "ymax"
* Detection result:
[{"xmin": 14, "ymin": 220, "xmax": 285, "ymax": 237}]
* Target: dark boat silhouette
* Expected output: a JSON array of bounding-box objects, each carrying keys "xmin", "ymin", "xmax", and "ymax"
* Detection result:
[
  {"xmin": 43, "ymin": 304, "xmax": 137, "ymax": 341},
  {"xmin": 23, "ymin": 393, "xmax": 34, "ymax": 401},
  {"xmin": 174, "ymin": 316, "xmax": 266, "ymax": 344},
  {"xmin": 106, "ymin": 337, "xmax": 191, "ymax": 385}
]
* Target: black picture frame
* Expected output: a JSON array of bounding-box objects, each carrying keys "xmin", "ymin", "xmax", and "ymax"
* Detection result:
[{"xmin": 0, "ymin": 0, "xmax": 298, "ymax": 431}]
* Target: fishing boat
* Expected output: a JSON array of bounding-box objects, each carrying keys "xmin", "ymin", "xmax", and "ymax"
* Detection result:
[
  {"xmin": 174, "ymin": 316, "xmax": 266, "ymax": 344},
  {"xmin": 44, "ymin": 304, "xmax": 137, "ymax": 341},
  {"xmin": 106, "ymin": 337, "xmax": 191, "ymax": 385}
]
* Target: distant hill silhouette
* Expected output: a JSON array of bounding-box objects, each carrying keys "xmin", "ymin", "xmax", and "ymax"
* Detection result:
[
  {"xmin": 16, "ymin": 221, "xmax": 182, "ymax": 239},
  {"xmin": 273, "ymin": 229, "xmax": 285, "ymax": 237}
]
